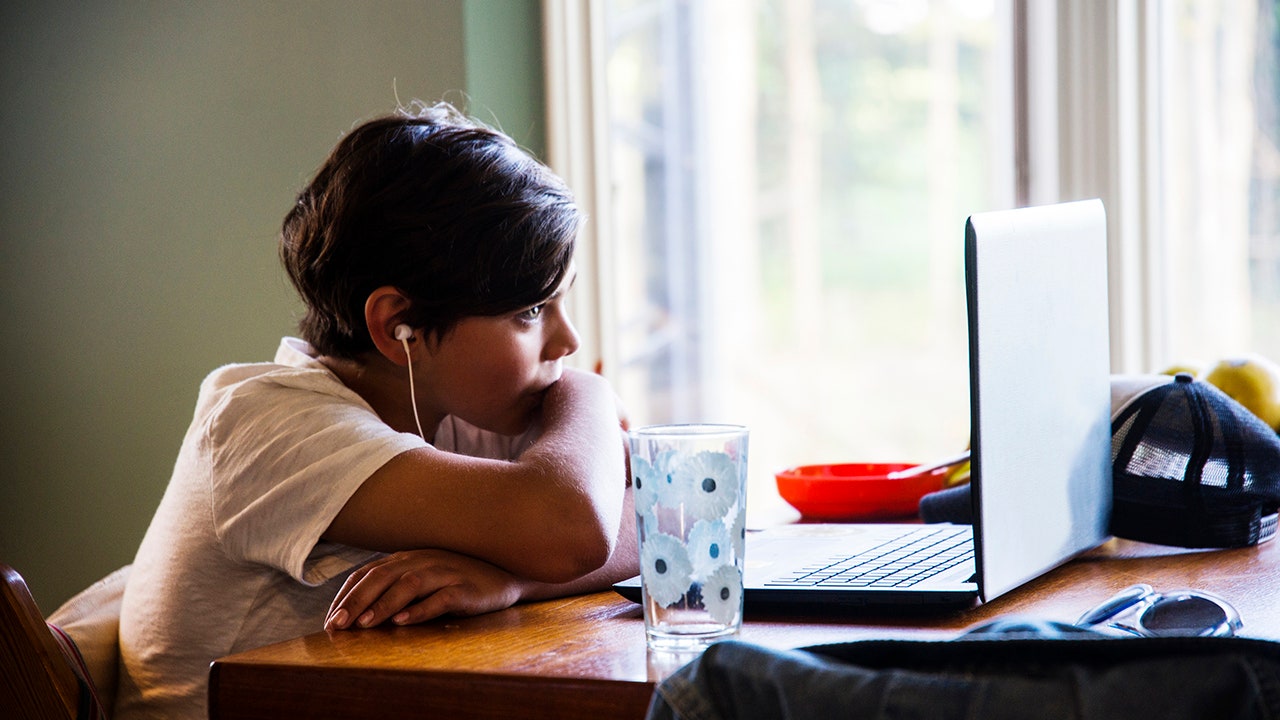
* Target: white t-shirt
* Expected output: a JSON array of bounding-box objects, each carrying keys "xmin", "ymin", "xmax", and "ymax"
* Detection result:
[{"xmin": 114, "ymin": 338, "xmax": 534, "ymax": 720}]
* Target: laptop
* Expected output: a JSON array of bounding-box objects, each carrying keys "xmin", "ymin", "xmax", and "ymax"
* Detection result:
[{"xmin": 615, "ymin": 198, "xmax": 1114, "ymax": 609}]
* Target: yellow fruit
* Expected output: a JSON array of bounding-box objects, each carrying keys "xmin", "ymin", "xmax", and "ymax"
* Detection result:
[
  {"xmin": 1158, "ymin": 362, "xmax": 1203, "ymax": 378},
  {"xmin": 944, "ymin": 459, "xmax": 970, "ymax": 487},
  {"xmin": 1203, "ymin": 354, "xmax": 1280, "ymax": 430}
]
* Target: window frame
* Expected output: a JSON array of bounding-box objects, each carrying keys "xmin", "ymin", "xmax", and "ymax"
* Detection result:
[{"xmin": 542, "ymin": 0, "xmax": 616, "ymax": 376}]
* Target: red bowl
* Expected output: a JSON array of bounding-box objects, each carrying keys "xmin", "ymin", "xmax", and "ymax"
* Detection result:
[{"xmin": 775, "ymin": 462, "xmax": 949, "ymax": 521}]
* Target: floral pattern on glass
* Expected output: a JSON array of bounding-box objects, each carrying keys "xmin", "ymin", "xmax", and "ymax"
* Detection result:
[
  {"xmin": 672, "ymin": 450, "xmax": 740, "ymax": 520},
  {"xmin": 687, "ymin": 518, "xmax": 732, "ymax": 579},
  {"xmin": 630, "ymin": 446, "xmax": 745, "ymax": 610},
  {"xmin": 701, "ymin": 564, "xmax": 743, "ymax": 626},
  {"xmin": 638, "ymin": 531, "xmax": 694, "ymax": 607}
]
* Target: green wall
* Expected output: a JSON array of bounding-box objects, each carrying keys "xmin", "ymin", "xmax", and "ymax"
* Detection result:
[{"xmin": 0, "ymin": 0, "xmax": 544, "ymax": 611}]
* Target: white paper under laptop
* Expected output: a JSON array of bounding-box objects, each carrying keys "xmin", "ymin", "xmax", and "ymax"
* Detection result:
[{"xmin": 615, "ymin": 199, "xmax": 1114, "ymax": 609}]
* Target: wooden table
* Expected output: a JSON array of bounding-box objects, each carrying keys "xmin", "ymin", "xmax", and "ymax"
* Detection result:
[{"xmin": 209, "ymin": 537, "xmax": 1280, "ymax": 719}]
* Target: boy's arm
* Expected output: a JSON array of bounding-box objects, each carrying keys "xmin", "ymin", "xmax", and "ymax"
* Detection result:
[
  {"xmin": 325, "ymin": 490, "xmax": 638, "ymax": 630},
  {"xmin": 323, "ymin": 368, "xmax": 627, "ymax": 584},
  {"xmin": 514, "ymin": 425, "xmax": 637, "ymax": 601}
]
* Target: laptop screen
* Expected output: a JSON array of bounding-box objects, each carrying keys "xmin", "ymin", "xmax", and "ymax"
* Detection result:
[{"xmin": 965, "ymin": 198, "xmax": 1113, "ymax": 601}]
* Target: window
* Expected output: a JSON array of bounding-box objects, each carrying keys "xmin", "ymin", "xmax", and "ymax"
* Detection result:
[
  {"xmin": 592, "ymin": 0, "xmax": 1011, "ymax": 519},
  {"xmin": 1153, "ymin": 0, "xmax": 1280, "ymax": 366},
  {"xmin": 543, "ymin": 0, "xmax": 1280, "ymax": 521}
]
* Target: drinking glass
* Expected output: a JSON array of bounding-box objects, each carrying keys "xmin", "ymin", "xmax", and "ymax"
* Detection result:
[{"xmin": 629, "ymin": 424, "xmax": 749, "ymax": 650}]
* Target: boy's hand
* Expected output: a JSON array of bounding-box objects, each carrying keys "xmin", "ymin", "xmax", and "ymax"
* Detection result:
[{"xmin": 325, "ymin": 549, "xmax": 527, "ymax": 631}]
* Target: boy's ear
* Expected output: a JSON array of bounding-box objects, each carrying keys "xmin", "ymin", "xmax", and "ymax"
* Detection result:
[{"xmin": 364, "ymin": 287, "xmax": 414, "ymax": 365}]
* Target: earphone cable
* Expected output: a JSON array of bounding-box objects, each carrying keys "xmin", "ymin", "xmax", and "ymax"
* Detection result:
[{"xmin": 400, "ymin": 336, "xmax": 427, "ymax": 441}]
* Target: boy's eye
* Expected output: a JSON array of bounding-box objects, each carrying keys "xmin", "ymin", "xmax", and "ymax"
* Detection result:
[{"xmin": 519, "ymin": 304, "xmax": 544, "ymax": 321}]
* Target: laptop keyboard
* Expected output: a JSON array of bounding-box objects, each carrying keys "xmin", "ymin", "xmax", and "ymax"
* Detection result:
[{"xmin": 764, "ymin": 525, "xmax": 974, "ymax": 589}]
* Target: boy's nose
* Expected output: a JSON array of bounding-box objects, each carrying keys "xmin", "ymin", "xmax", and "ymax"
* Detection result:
[{"xmin": 545, "ymin": 307, "xmax": 581, "ymax": 361}]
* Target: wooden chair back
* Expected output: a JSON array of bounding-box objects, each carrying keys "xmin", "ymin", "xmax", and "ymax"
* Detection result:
[{"xmin": 1, "ymin": 563, "xmax": 81, "ymax": 720}]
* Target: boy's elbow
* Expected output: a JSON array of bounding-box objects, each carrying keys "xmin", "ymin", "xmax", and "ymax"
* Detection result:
[
  {"xmin": 517, "ymin": 461, "xmax": 627, "ymax": 583},
  {"xmin": 547, "ymin": 542, "xmax": 613, "ymax": 584},
  {"xmin": 525, "ymin": 511, "xmax": 618, "ymax": 584}
]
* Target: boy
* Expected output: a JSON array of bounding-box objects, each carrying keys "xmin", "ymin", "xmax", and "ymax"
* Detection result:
[{"xmin": 115, "ymin": 102, "xmax": 637, "ymax": 719}]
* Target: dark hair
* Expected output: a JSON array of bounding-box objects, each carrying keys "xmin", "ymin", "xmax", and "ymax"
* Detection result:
[{"xmin": 279, "ymin": 101, "xmax": 581, "ymax": 358}]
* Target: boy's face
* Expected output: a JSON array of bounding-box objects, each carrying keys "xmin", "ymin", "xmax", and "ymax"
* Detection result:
[{"xmin": 421, "ymin": 268, "xmax": 580, "ymax": 436}]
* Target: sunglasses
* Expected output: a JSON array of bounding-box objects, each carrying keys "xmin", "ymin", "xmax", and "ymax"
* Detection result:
[{"xmin": 1075, "ymin": 583, "xmax": 1243, "ymax": 638}]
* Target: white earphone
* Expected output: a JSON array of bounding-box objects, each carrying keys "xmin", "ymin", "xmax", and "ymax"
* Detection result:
[{"xmin": 394, "ymin": 324, "xmax": 426, "ymax": 440}]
